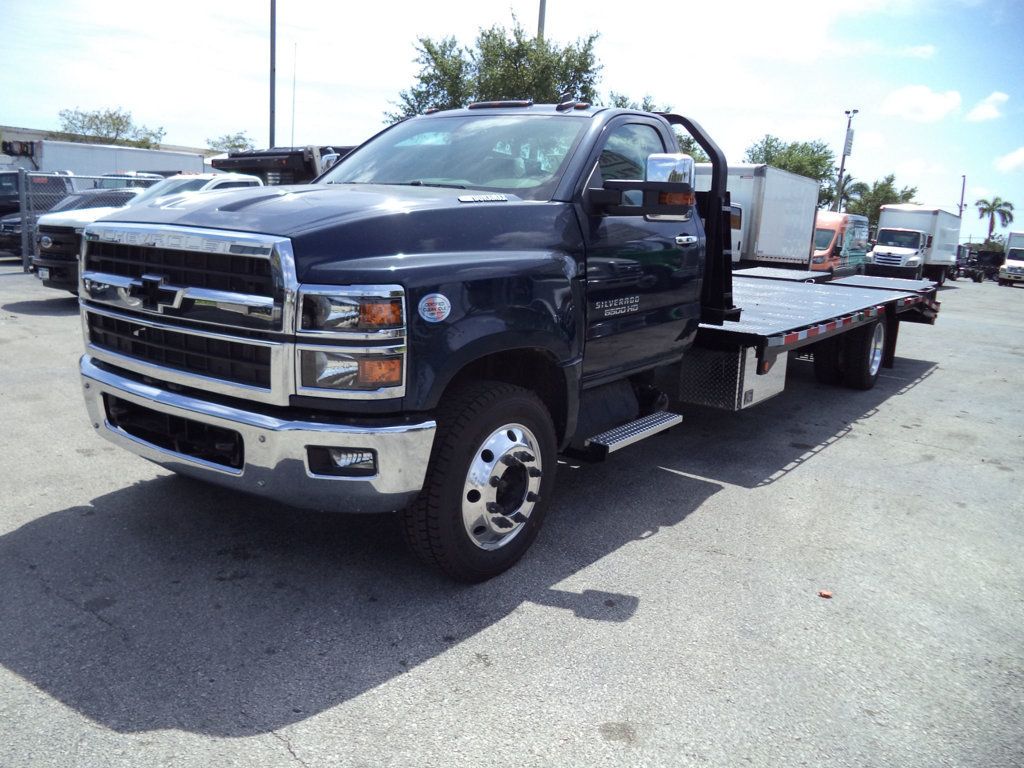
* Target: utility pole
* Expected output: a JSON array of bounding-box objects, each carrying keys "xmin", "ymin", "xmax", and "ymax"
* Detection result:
[
  {"xmin": 833, "ymin": 108, "xmax": 858, "ymax": 212},
  {"xmin": 291, "ymin": 42, "xmax": 297, "ymax": 147},
  {"xmin": 269, "ymin": 0, "xmax": 277, "ymax": 148},
  {"xmin": 537, "ymin": 0, "xmax": 546, "ymax": 40},
  {"xmin": 958, "ymin": 174, "xmax": 966, "ymax": 217}
]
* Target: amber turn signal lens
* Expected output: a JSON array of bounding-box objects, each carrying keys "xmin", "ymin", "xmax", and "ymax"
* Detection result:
[
  {"xmin": 357, "ymin": 357, "xmax": 402, "ymax": 387},
  {"xmin": 659, "ymin": 191, "xmax": 696, "ymax": 206},
  {"xmin": 359, "ymin": 299, "xmax": 403, "ymax": 328}
]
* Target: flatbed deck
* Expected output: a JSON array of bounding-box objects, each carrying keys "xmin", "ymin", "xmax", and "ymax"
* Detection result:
[{"xmin": 696, "ymin": 273, "xmax": 940, "ymax": 365}]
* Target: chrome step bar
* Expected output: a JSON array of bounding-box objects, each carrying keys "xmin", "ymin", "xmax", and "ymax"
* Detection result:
[{"xmin": 585, "ymin": 411, "xmax": 683, "ymax": 459}]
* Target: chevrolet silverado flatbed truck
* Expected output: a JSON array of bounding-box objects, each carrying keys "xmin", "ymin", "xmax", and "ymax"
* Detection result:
[{"xmin": 77, "ymin": 102, "xmax": 940, "ymax": 581}]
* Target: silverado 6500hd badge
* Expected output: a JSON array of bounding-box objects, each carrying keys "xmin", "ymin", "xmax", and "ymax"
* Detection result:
[{"xmin": 594, "ymin": 295, "xmax": 640, "ymax": 317}]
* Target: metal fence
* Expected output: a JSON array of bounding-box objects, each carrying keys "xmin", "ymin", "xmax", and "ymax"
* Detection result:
[{"xmin": 6, "ymin": 170, "xmax": 160, "ymax": 271}]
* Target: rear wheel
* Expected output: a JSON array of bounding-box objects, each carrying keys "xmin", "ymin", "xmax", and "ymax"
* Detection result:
[
  {"xmin": 842, "ymin": 321, "xmax": 885, "ymax": 390},
  {"xmin": 402, "ymin": 381, "xmax": 557, "ymax": 582}
]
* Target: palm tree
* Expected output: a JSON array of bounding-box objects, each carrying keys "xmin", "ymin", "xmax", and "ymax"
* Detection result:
[{"xmin": 975, "ymin": 197, "xmax": 1015, "ymax": 239}]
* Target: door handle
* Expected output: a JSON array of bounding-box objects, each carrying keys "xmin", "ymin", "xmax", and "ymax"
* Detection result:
[{"xmin": 675, "ymin": 235, "xmax": 698, "ymax": 246}]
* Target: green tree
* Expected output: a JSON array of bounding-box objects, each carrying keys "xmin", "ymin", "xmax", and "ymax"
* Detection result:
[
  {"xmin": 207, "ymin": 132, "xmax": 256, "ymax": 152},
  {"xmin": 744, "ymin": 134, "xmax": 836, "ymax": 205},
  {"xmin": 845, "ymin": 174, "xmax": 917, "ymax": 232},
  {"xmin": 387, "ymin": 20, "xmax": 599, "ymax": 122},
  {"xmin": 974, "ymin": 196, "xmax": 1015, "ymax": 239},
  {"xmin": 54, "ymin": 107, "xmax": 165, "ymax": 149}
]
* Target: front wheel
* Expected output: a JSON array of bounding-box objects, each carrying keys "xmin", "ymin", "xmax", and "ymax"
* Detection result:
[
  {"xmin": 843, "ymin": 321, "xmax": 885, "ymax": 390},
  {"xmin": 402, "ymin": 381, "xmax": 557, "ymax": 582}
]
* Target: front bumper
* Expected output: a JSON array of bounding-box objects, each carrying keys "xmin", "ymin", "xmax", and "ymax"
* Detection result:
[
  {"xmin": 32, "ymin": 256, "xmax": 78, "ymax": 291},
  {"xmin": 865, "ymin": 263, "xmax": 919, "ymax": 278},
  {"xmin": 80, "ymin": 356, "xmax": 436, "ymax": 513},
  {"xmin": 1000, "ymin": 271, "xmax": 1024, "ymax": 283}
]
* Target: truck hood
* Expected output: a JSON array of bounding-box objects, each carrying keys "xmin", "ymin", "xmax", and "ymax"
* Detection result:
[
  {"xmin": 97, "ymin": 183, "xmax": 513, "ymax": 238},
  {"xmin": 39, "ymin": 207, "xmax": 127, "ymax": 229},
  {"xmin": 92, "ymin": 183, "xmax": 582, "ymax": 281}
]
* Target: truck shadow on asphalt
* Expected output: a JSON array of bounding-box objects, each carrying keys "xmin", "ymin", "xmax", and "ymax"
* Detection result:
[
  {"xmin": 0, "ymin": 455, "xmax": 717, "ymax": 736},
  {"xmin": 2, "ymin": 296, "xmax": 79, "ymax": 316},
  {"xmin": 657, "ymin": 354, "xmax": 938, "ymax": 488},
  {"xmin": 0, "ymin": 354, "xmax": 936, "ymax": 737}
]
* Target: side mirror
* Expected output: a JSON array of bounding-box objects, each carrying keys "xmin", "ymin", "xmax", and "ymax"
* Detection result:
[
  {"xmin": 589, "ymin": 153, "xmax": 696, "ymax": 216},
  {"xmin": 320, "ymin": 153, "xmax": 341, "ymax": 172}
]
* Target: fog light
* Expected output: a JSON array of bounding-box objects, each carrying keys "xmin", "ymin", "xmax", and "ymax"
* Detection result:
[
  {"xmin": 307, "ymin": 446, "xmax": 377, "ymax": 477},
  {"xmin": 329, "ymin": 448, "xmax": 375, "ymax": 471}
]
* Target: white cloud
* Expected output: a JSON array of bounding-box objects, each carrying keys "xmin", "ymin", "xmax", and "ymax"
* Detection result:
[
  {"xmin": 901, "ymin": 44, "xmax": 936, "ymax": 58},
  {"xmin": 966, "ymin": 92, "xmax": 1009, "ymax": 122},
  {"xmin": 995, "ymin": 147, "xmax": 1024, "ymax": 173},
  {"xmin": 880, "ymin": 85, "xmax": 961, "ymax": 122}
]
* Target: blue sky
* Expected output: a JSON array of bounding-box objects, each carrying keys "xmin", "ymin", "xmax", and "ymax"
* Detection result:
[{"xmin": 2, "ymin": 0, "xmax": 1022, "ymax": 242}]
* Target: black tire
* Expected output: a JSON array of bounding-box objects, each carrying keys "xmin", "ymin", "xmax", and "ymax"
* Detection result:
[
  {"xmin": 842, "ymin": 321, "xmax": 885, "ymax": 390},
  {"xmin": 973, "ymin": 273, "xmax": 983, "ymax": 283},
  {"xmin": 402, "ymin": 381, "xmax": 557, "ymax": 582},
  {"xmin": 813, "ymin": 338, "xmax": 843, "ymax": 385}
]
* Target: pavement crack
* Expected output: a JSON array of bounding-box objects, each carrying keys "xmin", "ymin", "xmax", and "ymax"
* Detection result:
[{"xmin": 270, "ymin": 730, "xmax": 310, "ymax": 768}]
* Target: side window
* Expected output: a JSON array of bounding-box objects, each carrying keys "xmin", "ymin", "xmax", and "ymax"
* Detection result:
[
  {"xmin": 213, "ymin": 181, "xmax": 256, "ymax": 190},
  {"xmin": 591, "ymin": 123, "xmax": 666, "ymax": 187}
]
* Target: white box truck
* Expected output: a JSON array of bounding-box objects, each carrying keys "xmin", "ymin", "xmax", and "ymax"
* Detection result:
[
  {"xmin": 0, "ymin": 139, "xmax": 206, "ymax": 177},
  {"xmin": 695, "ymin": 163, "xmax": 818, "ymax": 266},
  {"xmin": 867, "ymin": 205, "xmax": 961, "ymax": 284},
  {"xmin": 999, "ymin": 231, "xmax": 1024, "ymax": 287}
]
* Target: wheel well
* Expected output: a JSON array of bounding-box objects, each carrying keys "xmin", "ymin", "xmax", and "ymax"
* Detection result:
[{"xmin": 445, "ymin": 349, "xmax": 569, "ymax": 444}]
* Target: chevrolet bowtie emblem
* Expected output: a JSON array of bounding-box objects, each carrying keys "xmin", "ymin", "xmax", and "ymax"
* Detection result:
[{"xmin": 132, "ymin": 274, "xmax": 183, "ymax": 313}]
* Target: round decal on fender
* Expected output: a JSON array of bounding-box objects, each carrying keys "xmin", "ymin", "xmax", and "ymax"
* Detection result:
[{"xmin": 418, "ymin": 293, "xmax": 451, "ymax": 323}]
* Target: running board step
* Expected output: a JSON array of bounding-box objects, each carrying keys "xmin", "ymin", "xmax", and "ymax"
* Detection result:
[{"xmin": 585, "ymin": 411, "xmax": 683, "ymax": 460}]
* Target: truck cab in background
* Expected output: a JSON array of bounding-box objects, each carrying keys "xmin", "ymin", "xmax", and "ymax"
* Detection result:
[
  {"xmin": 999, "ymin": 231, "xmax": 1024, "ymax": 287},
  {"xmin": 866, "ymin": 204, "xmax": 960, "ymax": 284},
  {"xmin": 811, "ymin": 211, "xmax": 869, "ymax": 275}
]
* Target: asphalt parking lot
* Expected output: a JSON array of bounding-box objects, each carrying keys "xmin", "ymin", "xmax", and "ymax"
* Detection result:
[{"xmin": 0, "ymin": 257, "xmax": 1021, "ymax": 768}]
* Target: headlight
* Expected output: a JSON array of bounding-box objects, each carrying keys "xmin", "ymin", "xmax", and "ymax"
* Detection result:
[
  {"xmin": 865, "ymin": 252, "xmax": 874, "ymax": 262},
  {"xmin": 295, "ymin": 285, "xmax": 407, "ymax": 399},
  {"xmin": 299, "ymin": 285, "xmax": 404, "ymax": 337},
  {"xmin": 907, "ymin": 256, "xmax": 920, "ymax": 265},
  {"xmin": 299, "ymin": 348, "xmax": 403, "ymax": 390}
]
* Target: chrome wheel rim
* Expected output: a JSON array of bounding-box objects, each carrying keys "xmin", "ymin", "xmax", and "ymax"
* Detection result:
[
  {"xmin": 869, "ymin": 323, "xmax": 885, "ymax": 377},
  {"xmin": 461, "ymin": 422, "xmax": 542, "ymax": 550}
]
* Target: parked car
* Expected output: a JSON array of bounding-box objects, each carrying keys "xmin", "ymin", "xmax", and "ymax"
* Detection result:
[
  {"xmin": 94, "ymin": 171, "xmax": 165, "ymax": 189},
  {"xmin": 125, "ymin": 172, "xmax": 264, "ymax": 204},
  {"xmin": 0, "ymin": 170, "xmax": 75, "ymax": 216},
  {"xmin": 32, "ymin": 187, "xmax": 145, "ymax": 293}
]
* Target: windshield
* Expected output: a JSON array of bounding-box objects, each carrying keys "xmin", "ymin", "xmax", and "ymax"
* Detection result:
[
  {"xmin": 130, "ymin": 177, "xmax": 209, "ymax": 205},
  {"xmin": 813, "ymin": 228, "xmax": 836, "ymax": 251},
  {"xmin": 48, "ymin": 189, "xmax": 140, "ymax": 213},
  {"xmin": 0, "ymin": 173, "xmax": 17, "ymax": 195},
  {"xmin": 876, "ymin": 229, "xmax": 921, "ymax": 249},
  {"xmin": 1007, "ymin": 248, "xmax": 1024, "ymax": 262},
  {"xmin": 320, "ymin": 114, "xmax": 587, "ymax": 200}
]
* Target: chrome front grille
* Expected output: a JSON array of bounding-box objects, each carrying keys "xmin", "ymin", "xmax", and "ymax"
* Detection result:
[
  {"xmin": 86, "ymin": 240, "xmax": 275, "ymax": 297},
  {"xmin": 87, "ymin": 311, "xmax": 272, "ymax": 389},
  {"xmin": 873, "ymin": 252, "xmax": 905, "ymax": 266},
  {"xmin": 80, "ymin": 224, "xmax": 296, "ymax": 405}
]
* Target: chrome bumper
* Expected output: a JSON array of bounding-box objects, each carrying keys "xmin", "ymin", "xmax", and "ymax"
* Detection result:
[{"xmin": 80, "ymin": 356, "xmax": 436, "ymax": 513}]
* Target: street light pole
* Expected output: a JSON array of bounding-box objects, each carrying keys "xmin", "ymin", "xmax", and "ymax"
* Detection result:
[
  {"xmin": 833, "ymin": 108, "xmax": 858, "ymax": 212},
  {"xmin": 958, "ymin": 174, "xmax": 966, "ymax": 217},
  {"xmin": 537, "ymin": 0, "xmax": 546, "ymax": 40},
  {"xmin": 269, "ymin": 0, "xmax": 277, "ymax": 148}
]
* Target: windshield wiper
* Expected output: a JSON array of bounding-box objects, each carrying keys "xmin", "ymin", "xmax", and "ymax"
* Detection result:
[{"xmin": 399, "ymin": 180, "xmax": 467, "ymax": 189}]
